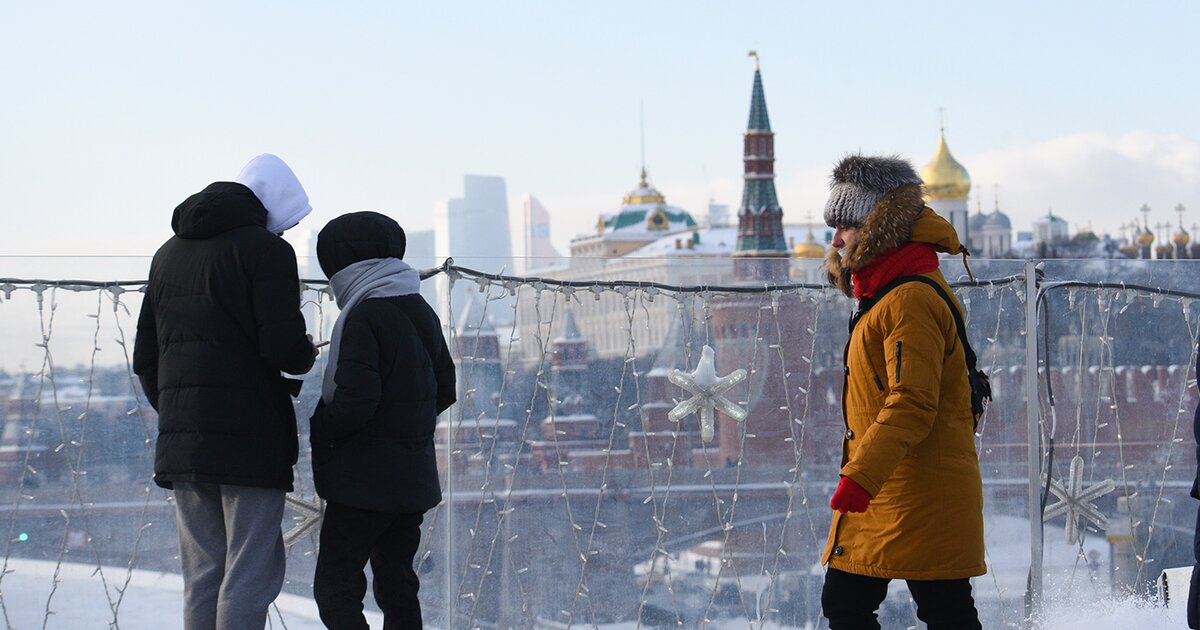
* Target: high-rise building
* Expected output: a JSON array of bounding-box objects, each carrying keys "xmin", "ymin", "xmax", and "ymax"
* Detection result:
[
  {"xmin": 435, "ymin": 175, "xmax": 514, "ymax": 322},
  {"xmin": 405, "ymin": 229, "xmax": 438, "ymax": 307},
  {"xmin": 521, "ymin": 194, "xmax": 561, "ymax": 272}
]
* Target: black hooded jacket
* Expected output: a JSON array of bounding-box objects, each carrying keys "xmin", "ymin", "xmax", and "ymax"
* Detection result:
[
  {"xmin": 310, "ymin": 211, "xmax": 455, "ymax": 514},
  {"xmin": 1190, "ymin": 343, "xmax": 1200, "ymax": 628},
  {"xmin": 133, "ymin": 182, "xmax": 315, "ymax": 491}
]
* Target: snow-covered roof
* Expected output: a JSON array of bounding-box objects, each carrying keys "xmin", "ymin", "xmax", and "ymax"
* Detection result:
[
  {"xmin": 596, "ymin": 202, "xmax": 698, "ymax": 240},
  {"xmin": 573, "ymin": 170, "xmax": 700, "ymax": 243},
  {"xmin": 546, "ymin": 414, "xmax": 599, "ymax": 423},
  {"xmin": 1035, "ymin": 212, "xmax": 1068, "ymax": 225},
  {"xmin": 452, "ymin": 417, "xmax": 518, "ymax": 428},
  {"xmin": 623, "ymin": 224, "xmax": 830, "ymax": 258}
]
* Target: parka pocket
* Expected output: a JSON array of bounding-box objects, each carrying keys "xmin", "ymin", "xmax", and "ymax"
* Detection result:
[{"xmin": 894, "ymin": 341, "xmax": 903, "ymax": 383}]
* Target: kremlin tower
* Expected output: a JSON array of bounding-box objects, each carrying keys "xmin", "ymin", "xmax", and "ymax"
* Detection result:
[
  {"xmin": 712, "ymin": 55, "xmax": 806, "ymax": 467},
  {"xmin": 733, "ymin": 52, "xmax": 790, "ymax": 281}
]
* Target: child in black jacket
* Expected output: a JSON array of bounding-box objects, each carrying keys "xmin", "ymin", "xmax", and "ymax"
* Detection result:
[{"xmin": 310, "ymin": 211, "xmax": 456, "ymax": 629}]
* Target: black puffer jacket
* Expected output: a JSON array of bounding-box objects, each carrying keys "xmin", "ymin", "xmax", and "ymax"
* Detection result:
[
  {"xmin": 133, "ymin": 182, "xmax": 315, "ymax": 491},
  {"xmin": 310, "ymin": 211, "xmax": 456, "ymax": 514}
]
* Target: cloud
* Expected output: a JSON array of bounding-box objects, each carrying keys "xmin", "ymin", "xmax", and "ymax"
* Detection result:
[{"xmin": 964, "ymin": 132, "xmax": 1200, "ymax": 236}]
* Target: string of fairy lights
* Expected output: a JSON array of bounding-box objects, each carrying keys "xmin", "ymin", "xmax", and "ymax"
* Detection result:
[
  {"xmin": 429, "ymin": 265, "xmax": 1027, "ymax": 629},
  {"xmin": 0, "ymin": 263, "xmax": 1196, "ymax": 628}
]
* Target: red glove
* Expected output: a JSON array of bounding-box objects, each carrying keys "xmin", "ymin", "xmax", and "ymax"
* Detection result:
[{"xmin": 830, "ymin": 476, "xmax": 871, "ymax": 513}]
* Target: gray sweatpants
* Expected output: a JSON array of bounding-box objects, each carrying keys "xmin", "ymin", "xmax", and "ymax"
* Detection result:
[{"xmin": 173, "ymin": 482, "xmax": 286, "ymax": 630}]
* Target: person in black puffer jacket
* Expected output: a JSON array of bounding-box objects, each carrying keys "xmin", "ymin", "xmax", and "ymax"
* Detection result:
[
  {"xmin": 133, "ymin": 154, "xmax": 317, "ymax": 630},
  {"xmin": 1189, "ymin": 341, "xmax": 1200, "ymax": 629},
  {"xmin": 309, "ymin": 211, "xmax": 455, "ymax": 629}
]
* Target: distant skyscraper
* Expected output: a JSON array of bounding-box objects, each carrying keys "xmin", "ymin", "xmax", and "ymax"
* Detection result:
[
  {"xmin": 291, "ymin": 227, "xmax": 321, "ymax": 280},
  {"xmin": 435, "ymin": 174, "xmax": 514, "ymax": 322},
  {"xmin": 291, "ymin": 227, "xmax": 324, "ymax": 339},
  {"xmin": 405, "ymin": 229, "xmax": 438, "ymax": 307},
  {"xmin": 522, "ymin": 194, "xmax": 561, "ymax": 272}
]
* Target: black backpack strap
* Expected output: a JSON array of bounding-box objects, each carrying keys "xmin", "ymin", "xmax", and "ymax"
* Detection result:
[
  {"xmin": 851, "ymin": 275, "xmax": 990, "ymax": 426},
  {"xmin": 851, "ymin": 275, "xmax": 981, "ymax": 373},
  {"xmin": 848, "ymin": 274, "xmax": 926, "ymax": 334},
  {"xmin": 892, "ymin": 276, "xmax": 980, "ymax": 370}
]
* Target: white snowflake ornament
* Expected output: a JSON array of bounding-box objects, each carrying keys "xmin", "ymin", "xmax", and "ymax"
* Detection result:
[
  {"xmin": 668, "ymin": 345, "xmax": 748, "ymax": 442},
  {"xmin": 283, "ymin": 493, "xmax": 324, "ymax": 546},
  {"xmin": 1042, "ymin": 455, "xmax": 1115, "ymax": 544}
]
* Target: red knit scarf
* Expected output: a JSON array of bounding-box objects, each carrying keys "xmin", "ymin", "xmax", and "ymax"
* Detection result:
[{"xmin": 852, "ymin": 242, "xmax": 939, "ymax": 299}]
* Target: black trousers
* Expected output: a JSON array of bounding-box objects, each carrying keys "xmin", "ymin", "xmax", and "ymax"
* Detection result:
[
  {"xmin": 313, "ymin": 501, "xmax": 425, "ymax": 629},
  {"xmin": 1188, "ymin": 502, "xmax": 1200, "ymax": 629},
  {"xmin": 821, "ymin": 567, "xmax": 982, "ymax": 630}
]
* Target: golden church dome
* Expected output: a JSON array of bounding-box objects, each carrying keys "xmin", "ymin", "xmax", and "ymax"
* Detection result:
[
  {"xmin": 1137, "ymin": 228, "xmax": 1155, "ymax": 247},
  {"xmin": 793, "ymin": 227, "xmax": 825, "ymax": 258},
  {"xmin": 794, "ymin": 241, "xmax": 825, "ymax": 259},
  {"xmin": 919, "ymin": 132, "xmax": 971, "ymax": 201},
  {"xmin": 1173, "ymin": 228, "xmax": 1190, "ymax": 247},
  {"xmin": 622, "ymin": 169, "xmax": 667, "ymax": 205}
]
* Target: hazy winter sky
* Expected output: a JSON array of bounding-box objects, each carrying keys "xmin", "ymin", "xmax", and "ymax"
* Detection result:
[{"xmin": 2, "ymin": 1, "xmax": 1198, "ymax": 261}]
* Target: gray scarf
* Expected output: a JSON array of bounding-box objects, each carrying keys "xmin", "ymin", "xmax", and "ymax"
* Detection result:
[{"xmin": 322, "ymin": 257, "xmax": 420, "ymax": 403}]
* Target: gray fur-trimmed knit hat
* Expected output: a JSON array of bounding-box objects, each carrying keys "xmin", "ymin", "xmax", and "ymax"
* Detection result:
[{"xmin": 823, "ymin": 154, "xmax": 923, "ymax": 227}]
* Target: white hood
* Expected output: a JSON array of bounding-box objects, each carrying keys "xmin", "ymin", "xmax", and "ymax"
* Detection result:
[{"xmin": 234, "ymin": 154, "xmax": 312, "ymax": 233}]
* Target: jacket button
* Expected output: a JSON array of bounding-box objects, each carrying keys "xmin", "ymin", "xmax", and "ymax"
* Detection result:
[
  {"xmin": 832, "ymin": 546, "xmax": 844, "ymax": 556},
  {"xmin": 844, "ymin": 430, "xmax": 855, "ymax": 440}
]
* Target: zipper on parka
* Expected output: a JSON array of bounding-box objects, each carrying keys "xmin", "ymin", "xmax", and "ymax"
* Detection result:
[{"xmin": 895, "ymin": 341, "xmax": 903, "ymax": 383}]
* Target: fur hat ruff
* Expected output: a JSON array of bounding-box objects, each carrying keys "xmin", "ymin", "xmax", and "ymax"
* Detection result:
[{"xmin": 823, "ymin": 154, "xmax": 923, "ymax": 228}]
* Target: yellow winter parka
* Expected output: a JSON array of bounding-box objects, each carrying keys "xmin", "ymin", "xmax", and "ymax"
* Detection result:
[{"xmin": 821, "ymin": 189, "xmax": 986, "ymax": 580}]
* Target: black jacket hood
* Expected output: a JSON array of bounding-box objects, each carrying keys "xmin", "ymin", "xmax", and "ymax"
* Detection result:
[
  {"xmin": 317, "ymin": 211, "xmax": 407, "ymax": 279},
  {"xmin": 172, "ymin": 182, "xmax": 268, "ymax": 239}
]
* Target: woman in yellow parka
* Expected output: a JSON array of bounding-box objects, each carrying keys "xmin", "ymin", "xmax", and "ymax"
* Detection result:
[{"xmin": 819, "ymin": 154, "xmax": 985, "ymax": 630}]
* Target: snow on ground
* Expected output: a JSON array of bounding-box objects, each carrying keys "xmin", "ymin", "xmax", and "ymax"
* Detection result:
[
  {"xmin": 0, "ymin": 558, "xmax": 383, "ymax": 629},
  {"xmin": 0, "ymin": 551, "xmax": 1188, "ymax": 628},
  {"xmin": 1035, "ymin": 593, "xmax": 1183, "ymax": 629},
  {"xmin": 981, "ymin": 514, "xmax": 1185, "ymax": 628}
]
